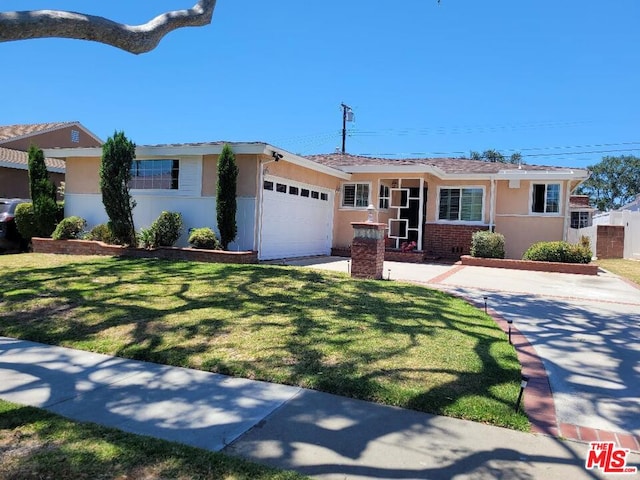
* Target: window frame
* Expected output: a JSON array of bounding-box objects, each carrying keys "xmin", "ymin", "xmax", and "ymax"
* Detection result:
[
  {"xmin": 379, "ymin": 184, "xmax": 390, "ymax": 210},
  {"xmin": 530, "ymin": 182, "xmax": 562, "ymax": 215},
  {"xmin": 129, "ymin": 158, "xmax": 180, "ymax": 191},
  {"xmin": 570, "ymin": 211, "xmax": 591, "ymax": 229},
  {"xmin": 341, "ymin": 182, "xmax": 371, "ymax": 209},
  {"xmin": 436, "ymin": 186, "xmax": 485, "ymax": 224}
]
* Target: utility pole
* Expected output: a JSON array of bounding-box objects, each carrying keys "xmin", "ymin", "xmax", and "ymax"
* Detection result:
[{"xmin": 341, "ymin": 103, "xmax": 353, "ymax": 154}]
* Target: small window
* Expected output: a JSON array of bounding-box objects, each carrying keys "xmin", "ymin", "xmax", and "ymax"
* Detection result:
[
  {"xmin": 571, "ymin": 211, "xmax": 591, "ymax": 228},
  {"xmin": 532, "ymin": 184, "xmax": 560, "ymax": 213},
  {"xmin": 342, "ymin": 183, "xmax": 369, "ymax": 208},
  {"xmin": 379, "ymin": 184, "xmax": 390, "ymax": 209},
  {"xmin": 320, "ymin": 192, "xmax": 328, "ymax": 201},
  {"xmin": 264, "ymin": 180, "xmax": 274, "ymax": 191},
  {"xmin": 289, "ymin": 186, "xmax": 299, "ymax": 195},
  {"xmin": 276, "ymin": 183, "xmax": 287, "ymax": 193},
  {"xmin": 301, "ymin": 188, "xmax": 310, "ymax": 197},
  {"xmin": 311, "ymin": 191, "xmax": 319, "ymax": 199}
]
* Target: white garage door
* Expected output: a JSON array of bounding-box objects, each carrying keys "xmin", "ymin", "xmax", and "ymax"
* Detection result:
[{"xmin": 260, "ymin": 175, "xmax": 334, "ymax": 260}]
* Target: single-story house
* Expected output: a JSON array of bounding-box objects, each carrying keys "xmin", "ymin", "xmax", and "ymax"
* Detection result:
[
  {"xmin": 0, "ymin": 121, "xmax": 102, "ymax": 198},
  {"xmin": 45, "ymin": 142, "xmax": 589, "ymax": 260}
]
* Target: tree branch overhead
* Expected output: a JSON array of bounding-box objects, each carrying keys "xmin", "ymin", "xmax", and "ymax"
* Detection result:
[{"xmin": 0, "ymin": 0, "xmax": 218, "ymax": 54}]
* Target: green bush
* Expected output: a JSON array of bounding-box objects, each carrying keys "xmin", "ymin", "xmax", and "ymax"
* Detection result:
[
  {"xmin": 522, "ymin": 241, "xmax": 592, "ymax": 264},
  {"xmin": 84, "ymin": 223, "xmax": 116, "ymax": 244},
  {"xmin": 151, "ymin": 211, "xmax": 183, "ymax": 247},
  {"xmin": 52, "ymin": 216, "xmax": 87, "ymax": 240},
  {"xmin": 188, "ymin": 227, "xmax": 221, "ymax": 250},
  {"xmin": 14, "ymin": 201, "xmax": 61, "ymax": 240},
  {"xmin": 138, "ymin": 227, "xmax": 156, "ymax": 249},
  {"xmin": 470, "ymin": 230, "xmax": 505, "ymax": 259},
  {"xmin": 14, "ymin": 203, "xmax": 38, "ymax": 241}
]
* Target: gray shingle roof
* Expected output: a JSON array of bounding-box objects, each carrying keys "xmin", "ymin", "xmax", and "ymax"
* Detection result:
[{"xmin": 305, "ymin": 153, "xmax": 577, "ymax": 174}]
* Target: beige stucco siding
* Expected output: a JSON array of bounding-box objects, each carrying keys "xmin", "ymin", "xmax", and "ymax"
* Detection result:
[
  {"xmin": 496, "ymin": 216, "xmax": 565, "ymax": 259},
  {"xmin": 202, "ymin": 154, "xmax": 258, "ymax": 197},
  {"xmin": 65, "ymin": 157, "xmax": 101, "ymax": 194},
  {"xmin": 263, "ymin": 158, "xmax": 341, "ymax": 190},
  {"xmin": 0, "ymin": 167, "xmax": 64, "ymax": 199}
]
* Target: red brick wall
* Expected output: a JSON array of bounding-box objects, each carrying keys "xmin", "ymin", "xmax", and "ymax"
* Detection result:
[
  {"xmin": 350, "ymin": 223, "xmax": 386, "ymax": 279},
  {"xmin": 424, "ymin": 224, "xmax": 489, "ymax": 259},
  {"xmin": 596, "ymin": 225, "xmax": 624, "ymax": 259},
  {"xmin": 460, "ymin": 255, "xmax": 598, "ymax": 275},
  {"xmin": 32, "ymin": 238, "xmax": 258, "ymax": 264}
]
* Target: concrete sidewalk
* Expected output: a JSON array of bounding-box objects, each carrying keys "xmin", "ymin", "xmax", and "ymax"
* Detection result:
[{"xmin": 1, "ymin": 336, "xmax": 637, "ymax": 479}]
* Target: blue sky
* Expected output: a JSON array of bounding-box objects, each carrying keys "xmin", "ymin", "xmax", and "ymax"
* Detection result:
[{"xmin": 3, "ymin": 1, "xmax": 639, "ymax": 167}]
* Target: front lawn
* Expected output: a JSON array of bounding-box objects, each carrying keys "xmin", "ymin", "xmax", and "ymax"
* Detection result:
[
  {"xmin": 0, "ymin": 254, "xmax": 528, "ymax": 430},
  {"xmin": 0, "ymin": 399, "xmax": 305, "ymax": 480},
  {"xmin": 597, "ymin": 258, "xmax": 640, "ymax": 286}
]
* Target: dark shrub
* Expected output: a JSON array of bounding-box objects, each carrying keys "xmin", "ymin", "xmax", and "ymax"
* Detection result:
[
  {"xmin": 15, "ymin": 203, "xmax": 37, "ymax": 241},
  {"xmin": 84, "ymin": 223, "xmax": 116, "ymax": 244},
  {"xmin": 470, "ymin": 231, "xmax": 505, "ymax": 259},
  {"xmin": 151, "ymin": 211, "xmax": 183, "ymax": 247},
  {"xmin": 52, "ymin": 216, "xmax": 87, "ymax": 240},
  {"xmin": 523, "ymin": 241, "xmax": 592, "ymax": 264},
  {"xmin": 188, "ymin": 227, "xmax": 221, "ymax": 250}
]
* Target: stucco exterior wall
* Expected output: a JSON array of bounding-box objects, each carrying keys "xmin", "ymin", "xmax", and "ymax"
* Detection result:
[
  {"xmin": 495, "ymin": 180, "xmax": 530, "ymax": 215},
  {"xmin": 0, "ymin": 167, "xmax": 64, "ymax": 199},
  {"xmin": 65, "ymin": 157, "xmax": 101, "ymax": 194},
  {"xmin": 496, "ymin": 216, "xmax": 565, "ymax": 259},
  {"xmin": 202, "ymin": 153, "xmax": 258, "ymax": 197},
  {"xmin": 1, "ymin": 126, "xmax": 101, "ymax": 150},
  {"xmin": 263, "ymin": 158, "xmax": 341, "ymax": 190}
]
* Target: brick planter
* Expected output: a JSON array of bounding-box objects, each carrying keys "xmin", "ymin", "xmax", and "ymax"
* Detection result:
[
  {"xmin": 32, "ymin": 238, "xmax": 258, "ymax": 264},
  {"xmin": 460, "ymin": 255, "xmax": 599, "ymax": 275}
]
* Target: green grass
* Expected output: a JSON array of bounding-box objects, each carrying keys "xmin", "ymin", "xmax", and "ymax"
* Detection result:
[
  {"xmin": 0, "ymin": 399, "xmax": 305, "ymax": 480},
  {"xmin": 0, "ymin": 254, "xmax": 529, "ymax": 430},
  {"xmin": 596, "ymin": 258, "xmax": 640, "ymax": 286}
]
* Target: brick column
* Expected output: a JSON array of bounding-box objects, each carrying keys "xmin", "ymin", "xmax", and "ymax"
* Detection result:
[{"xmin": 351, "ymin": 222, "xmax": 386, "ymax": 279}]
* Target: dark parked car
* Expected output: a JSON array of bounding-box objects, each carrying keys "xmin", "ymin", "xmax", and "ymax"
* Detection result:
[{"xmin": 0, "ymin": 198, "xmax": 30, "ymax": 252}]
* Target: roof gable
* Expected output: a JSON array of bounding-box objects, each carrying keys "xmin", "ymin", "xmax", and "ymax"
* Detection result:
[{"xmin": 0, "ymin": 122, "xmax": 103, "ymax": 147}]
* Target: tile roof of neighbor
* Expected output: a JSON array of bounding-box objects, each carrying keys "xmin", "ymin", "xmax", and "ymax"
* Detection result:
[
  {"xmin": 0, "ymin": 146, "xmax": 66, "ymax": 171},
  {"xmin": 0, "ymin": 121, "xmax": 81, "ymax": 143},
  {"xmin": 305, "ymin": 153, "xmax": 579, "ymax": 174}
]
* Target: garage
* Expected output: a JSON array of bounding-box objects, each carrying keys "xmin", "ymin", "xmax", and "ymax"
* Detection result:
[{"xmin": 259, "ymin": 175, "xmax": 334, "ymax": 260}]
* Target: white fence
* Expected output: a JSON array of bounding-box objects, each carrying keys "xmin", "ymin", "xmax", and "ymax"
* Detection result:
[{"xmin": 572, "ymin": 210, "xmax": 640, "ymax": 259}]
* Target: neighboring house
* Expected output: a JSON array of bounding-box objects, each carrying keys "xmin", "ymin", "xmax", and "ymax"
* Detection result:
[
  {"xmin": 568, "ymin": 195, "xmax": 595, "ymax": 229},
  {"xmin": 620, "ymin": 193, "xmax": 640, "ymax": 212},
  {"xmin": 0, "ymin": 122, "xmax": 102, "ymax": 198},
  {"xmin": 45, "ymin": 143, "xmax": 589, "ymax": 260}
]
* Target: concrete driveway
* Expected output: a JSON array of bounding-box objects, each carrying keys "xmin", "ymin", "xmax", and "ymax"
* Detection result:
[{"xmin": 283, "ymin": 257, "xmax": 640, "ymax": 439}]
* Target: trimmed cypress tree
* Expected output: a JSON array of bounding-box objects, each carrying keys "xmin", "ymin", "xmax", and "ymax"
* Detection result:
[
  {"xmin": 216, "ymin": 144, "xmax": 238, "ymax": 250},
  {"xmin": 99, "ymin": 131, "xmax": 137, "ymax": 245},
  {"xmin": 27, "ymin": 144, "xmax": 58, "ymax": 237}
]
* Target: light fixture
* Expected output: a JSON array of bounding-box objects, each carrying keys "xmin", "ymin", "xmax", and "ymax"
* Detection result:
[
  {"xmin": 483, "ymin": 296, "xmax": 488, "ymax": 314},
  {"xmin": 272, "ymin": 151, "xmax": 283, "ymax": 161},
  {"xmin": 507, "ymin": 319, "xmax": 513, "ymax": 344},
  {"xmin": 515, "ymin": 375, "xmax": 530, "ymax": 412},
  {"xmin": 367, "ymin": 204, "xmax": 376, "ymax": 223}
]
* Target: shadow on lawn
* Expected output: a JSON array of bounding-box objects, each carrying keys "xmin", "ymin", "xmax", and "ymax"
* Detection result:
[{"xmin": 0, "ymin": 257, "xmax": 525, "ymax": 428}]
